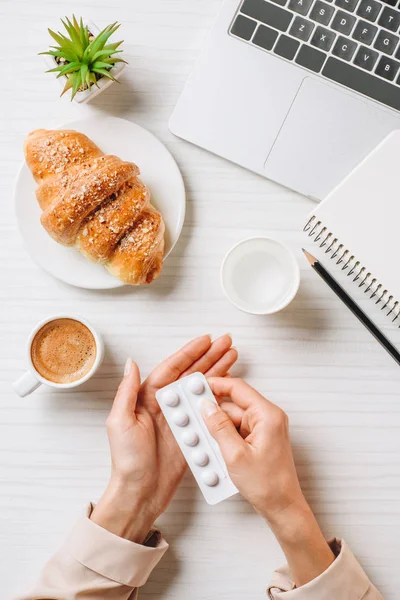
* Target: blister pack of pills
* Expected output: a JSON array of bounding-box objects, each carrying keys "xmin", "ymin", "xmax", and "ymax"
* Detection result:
[{"xmin": 156, "ymin": 372, "xmax": 238, "ymax": 505}]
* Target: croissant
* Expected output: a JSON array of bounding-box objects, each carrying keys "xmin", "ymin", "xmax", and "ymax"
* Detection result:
[{"xmin": 24, "ymin": 129, "xmax": 165, "ymax": 285}]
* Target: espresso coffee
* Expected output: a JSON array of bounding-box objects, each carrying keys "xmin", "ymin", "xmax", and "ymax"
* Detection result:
[{"xmin": 31, "ymin": 318, "xmax": 97, "ymax": 384}]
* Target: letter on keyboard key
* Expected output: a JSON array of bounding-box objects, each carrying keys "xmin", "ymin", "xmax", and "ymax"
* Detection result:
[
  {"xmin": 253, "ymin": 24, "xmax": 280, "ymax": 49},
  {"xmin": 295, "ymin": 44, "xmax": 327, "ymax": 70},
  {"xmin": 323, "ymin": 56, "xmax": 400, "ymax": 110},
  {"xmin": 274, "ymin": 34, "xmax": 301, "ymax": 58},
  {"xmin": 375, "ymin": 55, "xmax": 400, "ymax": 80},
  {"xmin": 356, "ymin": 0, "xmax": 382, "ymax": 22},
  {"xmin": 334, "ymin": 0, "xmax": 359, "ymax": 13},
  {"xmin": 352, "ymin": 20, "xmax": 377, "ymax": 44},
  {"xmin": 289, "ymin": 16, "xmax": 315, "ymax": 40},
  {"xmin": 378, "ymin": 6, "xmax": 400, "ymax": 32},
  {"xmin": 288, "ymin": 0, "xmax": 314, "ymax": 15},
  {"xmin": 353, "ymin": 44, "xmax": 379, "ymax": 69},
  {"xmin": 311, "ymin": 25, "xmax": 336, "ymax": 50},
  {"xmin": 231, "ymin": 15, "xmax": 258, "ymax": 40},
  {"xmin": 241, "ymin": 0, "xmax": 293, "ymax": 31},
  {"xmin": 331, "ymin": 10, "xmax": 356, "ymax": 34},
  {"xmin": 374, "ymin": 29, "xmax": 399, "ymax": 55},
  {"xmin": 309, "ymin": 0, "xmax": 335, "ymax": 24},
  {"xmin": 332, "ymin": 35, "xmax": 358, "ymax": 59}
]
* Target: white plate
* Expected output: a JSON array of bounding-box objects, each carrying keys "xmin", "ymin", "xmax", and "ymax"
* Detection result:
[{"xmin": 14, "ymin": 116, "xmax": 186, "ymax": 289}]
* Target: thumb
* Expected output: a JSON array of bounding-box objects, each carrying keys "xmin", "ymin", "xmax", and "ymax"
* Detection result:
[{"xmin": 201, "ymin": 398, "xmax": 245, "ymax": 461}]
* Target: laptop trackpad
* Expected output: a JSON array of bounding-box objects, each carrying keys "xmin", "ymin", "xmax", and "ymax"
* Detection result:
[{"xmin": 264, "ymin": 76, "xmax": 400, "ymax": 200}]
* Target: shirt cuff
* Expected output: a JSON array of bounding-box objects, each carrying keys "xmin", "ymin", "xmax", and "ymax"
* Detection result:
[
  {"xmin": 267, "ymin": 539, "xmax": 378, "ymax": 600},
  {"xmin": 64, "ymin": 503, "xmax": 168, "ymax": 588}
]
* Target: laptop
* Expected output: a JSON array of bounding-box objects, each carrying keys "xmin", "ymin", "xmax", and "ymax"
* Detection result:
[{"xmin": 169, "ymin": 0, "xmax": 400, "ymax": 200}]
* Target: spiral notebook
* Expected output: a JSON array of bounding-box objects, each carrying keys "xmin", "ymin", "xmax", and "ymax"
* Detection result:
[{"xmin": 304, "ymin": 130, "xmax": 400, "ymax": 331}]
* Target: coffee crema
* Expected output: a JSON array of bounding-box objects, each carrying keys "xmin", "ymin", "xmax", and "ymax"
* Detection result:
[{"xmin": 31, "ymin": 318, "xmax": 97, "ymax": 384}]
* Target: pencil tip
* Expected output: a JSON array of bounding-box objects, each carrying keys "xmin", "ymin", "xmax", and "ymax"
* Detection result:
[{"xmin": 303, "ymin": 249, "xmax": 317, "ymax": 266}]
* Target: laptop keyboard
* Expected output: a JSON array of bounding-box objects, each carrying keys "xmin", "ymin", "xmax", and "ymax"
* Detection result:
[{"xmin": 230, "ymin": 0, "xmax": 400, "ymax": 111}]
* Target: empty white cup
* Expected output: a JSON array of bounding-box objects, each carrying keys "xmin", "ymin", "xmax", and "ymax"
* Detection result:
[{"xmin": 221, "ymin": 237, "xmax": 300, "ymax": 315}]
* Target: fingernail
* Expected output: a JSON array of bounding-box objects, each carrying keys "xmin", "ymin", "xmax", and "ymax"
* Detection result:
[
  {"xmin": 124, "ymin": 357, "xmax": 132, "ymax": 376},
  {"xmin": 201, "ymin": 398, "xmax": 217, "ymax": 417}
]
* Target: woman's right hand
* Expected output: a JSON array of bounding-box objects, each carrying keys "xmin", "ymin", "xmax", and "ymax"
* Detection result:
[
  {"xmin": 201, "ymin": 377, "xmax": 305, "ymax": 522},
  {"xmin": 202, "ymin": 377, "xmax": 335, "ymax": 588}
]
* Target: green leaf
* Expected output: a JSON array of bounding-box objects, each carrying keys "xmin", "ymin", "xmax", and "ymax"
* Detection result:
[
  {"xmin": 88, "ymin": 23, "xmax": 120, "ymax": 57},
  {"xmin": 106, "ymin": 41, "xmax": 124, "ymax": 51},
  {"xmin": 47, "ymin": 28, "xmax": 66, "ymax": 46},
  {"xmin": 79, "ymin": 16, "xmax": 89, "ymax": 48},
  {"xmin": 101, "ymin": 57, "xmax": 127, "ymax": 65},
  {"xmin": 92, "ymin": 48, "xmax": 122, "ymax": 61},
  {"xmin": 60, "ymin": 75, "xmax": 74, "ymax": 97},
  {"xmin": 80, "ymin": 64, "xmax": 89, "ymax": 89},
  {"xmin": 57, "ymin": 62, "xmax": 81, "ymax": 77},
  {"xmin": 90, "ymin": 71, "xmax": 99, "ymax": 87},
  {"xmin": 70, "ymin": 72, "xmax": 82, "ymax": 100},
  {"xmin": 92, "ymin": 67, "xmax": 117, "ymax": 81},
  {"xmin": 45, "ymin": 65, "xmax": 64, "ymax": 73},
  {"xmin": 46, "ymin": 28, "xmax": 80, "ymax": 61},
  {"xmin": 85, "ymin": 68, "xmax": 92, "ymax": 89},
  {"xmin": 92, "ymin": 60, "xmax": 114, "ymax": 69},
  {"xmin": 62, "ymin": 17, "xmax": 82, "ymax": 53}
]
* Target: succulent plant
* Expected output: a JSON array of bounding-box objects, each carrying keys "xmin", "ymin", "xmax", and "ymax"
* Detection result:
[{"xmin": 40, "ymin": 16, "xmax": 126, "ymax": 100}]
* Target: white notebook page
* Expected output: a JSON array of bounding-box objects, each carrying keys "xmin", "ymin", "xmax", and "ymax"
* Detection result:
[{"xmin": 310, "ymin": 130, "xmax": 400, "ymax": 303}]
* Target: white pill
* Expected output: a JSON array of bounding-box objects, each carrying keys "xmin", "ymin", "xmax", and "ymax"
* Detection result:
[
  {"xmin": 202, "ymin": 470, "xmax": 219, "ymax": 487},
  {"xmin": 182, "ymin": 430, "xmax": 199, "ymax": 447},
  {"xmin": 192, "ymin": 450, "xmax": 209, "ymax": 467},
  {"xmin": 173, "ymin": 410, "xmax": 189, "ymax": 427},
  {"xmin": 187, "ymin": 376, "xmax": 205, "ymax": 395},
  {"xmin": 162, "ymin": 389, "xmax": 180, "ymax": 407}
]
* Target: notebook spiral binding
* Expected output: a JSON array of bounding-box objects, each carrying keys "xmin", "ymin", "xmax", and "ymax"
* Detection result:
[{"xmin": 304, "ymin": 216, "xmax": 400, "ymax": 324}]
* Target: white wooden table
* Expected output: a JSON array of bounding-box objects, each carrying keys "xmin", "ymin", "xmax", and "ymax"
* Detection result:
[{"xmin": 2, "ymin": 1, "xmax": 400, "ymax": 598}]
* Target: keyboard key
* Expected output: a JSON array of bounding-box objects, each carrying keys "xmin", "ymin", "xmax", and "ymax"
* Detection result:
[
  {"xmin": 353, "ymin": 44, "xmax": 379, "ymax": 69},
  {"xmin": 289, "ymin": 15, "xmax": 315, "ymax": 39},
  {"xmin": 288, "ymin": 0, "xmax": 314, "ymax": 15},
  {"xmin": 352, "ymin": 20, "xmax": 378, "ymax": 43},
  {"xmin": 323, "ymin": 56, "xmax": 400, "ymax": 109},
  {"xmin": 309, "ymin": 0, "xmax": 335, "ymax": 24},
  {"xmin": 331, "ymin": 10, "xmax": 357, "ymax": 33},
  {"xmin": 335, "ymin": 0, "xmax": 359, "ymax": 13},
  {"xmin": 231, "ymin": 15, "xmax": 258, "ymax": 40},
  {"xmin": 356, "ymin": 0, "xmax": 382, "ymax": 22},
  {"xmin": 311, "ymin": 25, "xmax": 337, "ymax": 48},
  {"xmin": 332, "ymin": 34, "xmax": 358, "ymax": 58},
  {"xmin": 253, "ymin": 24, "xmax": 280, "ymax": 49},
  {"xmin": 378, "ymin": 6, "xmax": 400, "ymax": 31},
  {"xmin": 375, "ymin": 55, "xmax": 400, "ymax": 79},
  {"xmin": 270, "ymin": 0, "xmax": 288, "ymax": 5},
  {"xmin": 241, "ymin": 0, "xmax": 294, "ymax": 30},
  {"xmin": 382, "ymin": 0, "xmax": 397, "ymax": 6},
  {"xmin": 295, "ymin": 43, "xmax": 327, "ymax": 70},
  {"xmin": 274, "ymin": 33, "xmax": 301, "ymax": 57},
  {"xmin": 374, "ymin": 29, "xmax": 399, "ymax": 54}
]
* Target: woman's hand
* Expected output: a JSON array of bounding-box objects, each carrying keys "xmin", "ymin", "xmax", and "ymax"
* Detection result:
[
  {"xmin": 201, "ymin": 377, "xmax": 303, "ymax": 520},
  {"xmin": 91, "ymin": 335, "xmax": 237, "ymax": 544},
  {"xmin": 202, "ymin": 377, "xmax": 335, "ymax": 587}
]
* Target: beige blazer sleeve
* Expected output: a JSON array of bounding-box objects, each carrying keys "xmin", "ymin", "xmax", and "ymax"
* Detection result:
[
  {"xmin": 17, "ymin": 504, "xmax": 168, "ymax": 600},
  {"xmin": 267, "ymin": 539, "xmax": 384, "ymax": 600}
]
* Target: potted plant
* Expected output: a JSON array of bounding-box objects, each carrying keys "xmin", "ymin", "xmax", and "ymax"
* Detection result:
[{"xmin": 40, "ymin": 16, "xmax": 127, "ymax": 103}]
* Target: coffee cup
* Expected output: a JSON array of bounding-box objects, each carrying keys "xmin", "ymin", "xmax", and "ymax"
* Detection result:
[{"xmin": 13, "ymin": 314, "xmax": 104, "ymax": 398}]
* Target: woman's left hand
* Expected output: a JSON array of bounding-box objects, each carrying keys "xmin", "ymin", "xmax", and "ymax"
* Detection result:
[{"xmin": 91, "ymin": 334, "xmax": 237, "ymax": 543}]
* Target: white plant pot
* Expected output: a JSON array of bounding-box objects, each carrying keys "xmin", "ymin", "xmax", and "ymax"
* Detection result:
[{"xmin": 43, "ymin": 19, "xmax": 126, "ymax": 104}]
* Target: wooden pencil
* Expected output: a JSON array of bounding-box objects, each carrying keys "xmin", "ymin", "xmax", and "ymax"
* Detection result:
[{"xmin": 303, "ymin": 249, "xmax": 400, "ymax": 367}]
